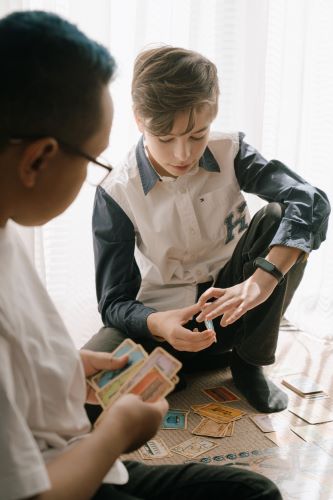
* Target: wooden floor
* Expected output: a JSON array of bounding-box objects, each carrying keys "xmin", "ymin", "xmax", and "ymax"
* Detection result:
[{"xmin": 122, "ymin": 323, "xmax": 333, "ymax": 499}]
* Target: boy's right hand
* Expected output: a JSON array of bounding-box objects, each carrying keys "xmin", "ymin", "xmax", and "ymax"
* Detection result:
[
  {"xmin": 147, "ymin": 304, "xmax": 216, "ymax": 352},
  {"xmin": 100, "ymin": 394, "xmax": 168, "ymax": 453}
]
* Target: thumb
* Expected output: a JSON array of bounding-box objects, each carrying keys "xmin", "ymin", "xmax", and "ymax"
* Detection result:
[
  {"xmin": 180, "ymin": 303, "xmax": 202, "ymax": 323},
  {"xmin": 96, "ymin": 352, "xmax": 129, "ymax": 371}
]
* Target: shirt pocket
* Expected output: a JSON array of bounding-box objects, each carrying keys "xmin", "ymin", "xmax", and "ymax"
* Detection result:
[{"xmin": 194, "ymin": 188, "xmax": 228, "ymax": 242}]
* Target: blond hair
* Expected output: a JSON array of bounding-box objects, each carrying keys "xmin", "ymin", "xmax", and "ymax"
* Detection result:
[{"xmin": 132, "ymin": 46, "xmax": 219, "ymax": 135}]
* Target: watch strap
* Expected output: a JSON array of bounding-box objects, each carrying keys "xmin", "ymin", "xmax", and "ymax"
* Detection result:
[{"xmin": 253, "ymin": 257, "xmax": 285, "ymax": 284}]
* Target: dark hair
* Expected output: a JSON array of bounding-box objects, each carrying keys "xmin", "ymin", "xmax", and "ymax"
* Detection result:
[
  {"xmin": 0, "ymin": 11, "xmax": 116, "ymax": 146},
  {"xmin": 132, "ymin": 46, "xmax": 219, "ymax": 135}
]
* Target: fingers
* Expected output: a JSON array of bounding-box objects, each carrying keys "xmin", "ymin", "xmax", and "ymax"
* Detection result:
[
  {"xmin": 198, "ymin": 297, "xmax": 242, "ymax": 321},
  {"xmin": 94, "ymin": 352, "xmax": 129, "ymax": 371},
  {"xmin": 179, "ymin": 302, "xmax": 203, "ymax": 323},
  {"xmin": 149, "ymin": 397, "xmax": 169, "ymax": 416},
  {"xmin": 81, "ymin": 349, "xmax": 129, "ymax": 377},
  {"xmin": 220, "ymin": 304, "xmax": 246, "ymax": 326},
  {"xmin": 197, "ymin": 287, "xmax": 225, "ymax": 307},
  {"xmin": 174, "ymin": 327, "xmax": 217, "ymax": 352}
]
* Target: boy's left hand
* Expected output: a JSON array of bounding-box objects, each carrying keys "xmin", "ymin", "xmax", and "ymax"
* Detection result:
[
  {"xmin": 80, "ymin": 349, "xmax": 128, "ymax": 404},
  {"xmin": 196, "ymin": 271, "xmax": 278, "ymax": 327}
]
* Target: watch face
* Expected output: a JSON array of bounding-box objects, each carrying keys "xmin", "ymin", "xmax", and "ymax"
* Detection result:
[
  {"xmin": 254, "ymin": 257, "xmax": 284, "ymax": 284},
  {"xmin": 258, "ymin": 259, "xmax": 274, "ymax": 272}
]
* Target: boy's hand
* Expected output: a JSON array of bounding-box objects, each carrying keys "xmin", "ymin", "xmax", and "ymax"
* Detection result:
[
  {"xmin": 147, "ymin": 304, "xmax": 216, "ymax": 352},
  {"xmin": 80, "ymin": 350, "xmax": 128, "ymax": 404},
  {"xmin": 100, "ymin": 394, "xmax": 168, "ymax": 453},
  {"xmin": 196, "ymin": 270, "xmax": 278, "ymax": 327}
]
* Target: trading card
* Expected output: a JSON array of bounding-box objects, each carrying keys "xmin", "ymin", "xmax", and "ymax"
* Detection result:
[
  {"xmin": 265, "ymin": 429, "xmax": 303, "ymax": 446},
  {"xmin": 191, "ymin": 403, "xmax": 210, "ymax": 412},
  {"xmin": 121, "ymin": 347, "xmax": 182, "ymax": 393},
  {"xmin": 282, "ymin": 375, "xmax": 324, "ymax": 395},
  {"xmin": 204, "ymin": 319, "xmax": 215, "ymax": 331},
  {"xmin": 127, "ymin": 365, "xmax": 175, "ymax": 402},
  {"xmin": 250, "ymin": 414, "xmax": 289, "ymax": 433},
  {"xmin": 288, "ymin": 401, "xmax": 333, "ymax": 424},
  {"xmin": 112, "ymin": 338, "xmax": 137, "ymax": 358},
  {"xmin": 161, "ymin": 409, "xmax": 188, "ymax": 430},
  {"xmin": 196, "ymin": 403, "xmax": 245, "ymax": 423},
  {"xmin": 139, "ymin": 439, "xmax": 172, "ymax": 460},
  {"xmin": 203, "ymin": 386, "xmax": 240, "ymax": 403},
  {"xmin": 191, "ymin": 417, "xmax": 228, "ymax": 438},
  {"xmin": 91, "ymin": 344, "xmax": 147, "ymax": 390},
  {"xmin": 171, "ymin": 437, "xmax": 219, "ymax": 459},
  {"xmin": 96, "ymin": 362, "xmax": 143, "ymax": 408}
]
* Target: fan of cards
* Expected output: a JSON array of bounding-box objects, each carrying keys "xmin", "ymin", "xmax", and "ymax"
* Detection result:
[{"xmin": 87, "ymin": 338, "xmax": 182, "ymax": 412}]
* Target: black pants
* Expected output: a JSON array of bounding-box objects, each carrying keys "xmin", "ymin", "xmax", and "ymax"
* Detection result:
[
  {"xmin": 93, "ymin": 460, "xmax": 282, "ymax": 499},
  {"xmin": 84, "ymin": 203, "xmax": 306, "ymax": 367}
]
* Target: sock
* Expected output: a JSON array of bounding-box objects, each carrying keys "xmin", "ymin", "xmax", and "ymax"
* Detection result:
[{"xmin": 230, "ymin": 349, "xmax": 288, "ymax": 413}]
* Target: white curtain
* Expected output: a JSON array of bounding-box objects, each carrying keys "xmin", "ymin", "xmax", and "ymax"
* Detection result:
[{"xmin": 2, "ymin": 0, "xmax": 332, "ymax": 346}]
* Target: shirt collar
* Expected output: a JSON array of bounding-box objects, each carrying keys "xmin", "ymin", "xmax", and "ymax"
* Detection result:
[{"xmin": 136, "ymin": 136, "xmax": 220, "ymax": 195}]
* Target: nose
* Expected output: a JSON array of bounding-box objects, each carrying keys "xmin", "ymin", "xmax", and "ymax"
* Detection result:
[{"xmin": 173, "ymin": 139, "xmax": 191, "ymax": 163}]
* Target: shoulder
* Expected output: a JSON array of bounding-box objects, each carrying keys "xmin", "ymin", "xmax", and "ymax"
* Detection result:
[
  {"xmin": 101, "ymin": 145, "xmax": 140, "ymax": 195},
  {"xmin": 207, "ymin": 131, "xmax": 241, "ymax": 160}
]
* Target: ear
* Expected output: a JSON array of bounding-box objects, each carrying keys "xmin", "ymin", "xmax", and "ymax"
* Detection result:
[{"xmin": 18, "ymin": 138, "xmax": 59, "ymax": 188}]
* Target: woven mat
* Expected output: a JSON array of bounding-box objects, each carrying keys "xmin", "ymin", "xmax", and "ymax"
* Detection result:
[{"xmin": 121, "ymin": 365, "xmax": 282, "ymax": 465}]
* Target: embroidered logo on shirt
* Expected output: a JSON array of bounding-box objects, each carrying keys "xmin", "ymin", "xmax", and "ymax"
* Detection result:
[{"xmin": 224, "ymin": 202, "xmax": 249, "ymax": 244}]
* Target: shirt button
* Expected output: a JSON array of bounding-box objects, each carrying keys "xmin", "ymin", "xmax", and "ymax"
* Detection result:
[
  {"xmin": 180, "ymin": 188, "xmax": 186, "ymax": 194},
  {"xmin": 190, "ymin": 227, "xmax": 195, "ymax": 234}
]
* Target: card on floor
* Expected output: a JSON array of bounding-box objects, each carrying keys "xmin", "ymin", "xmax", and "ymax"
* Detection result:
[
  {"xmin": 161, "ymin": 409, "xmax": 188, "ymax": 430},
  {"xmin": 249, "ymin": 414, "xmax": 289, "ymax": 433},
  {"xmin": 265, "ymin": 428, "xmax": 304, "ymax": 446},
  {"xmin": 203, "ymin": 386, "xmax": 240, "ymax": 403},
  {"xmin": 171, "ymin": 437, "xmax": 219, "ymax": 459},
  {"xmin": 139, "ymin": 439, "xmax": 172, "ymax": 460},
  {"xmin": 288, "ymin": 401, "xmax": 333, "ymax": 424},
  {"xmin": 191, "ymin": 417, "xmax": 228, "ymax": 438},
  {"xmin": 282, "ymin": 375, "xmax": 324, "ymax": 395},
  {"xmin": 196, "ymin": 403, "xmax": 245, "ymax": 423}
]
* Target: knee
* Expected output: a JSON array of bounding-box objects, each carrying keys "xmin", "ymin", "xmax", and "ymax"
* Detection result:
[
  {"xmin": 263, "ymin": 202, "xmax": 285, "ymax": 223},
  {"xmin": 252, "ymin": 475, "xmax": 282, "ymax": 500}
]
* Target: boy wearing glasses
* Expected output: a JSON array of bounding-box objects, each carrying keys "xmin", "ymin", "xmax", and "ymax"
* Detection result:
[
  {"xmin": 89, "ymin": 46, "xmax": 330, "ymax": 415},
  {"xmin": 0, "ymin": 11, "xmax": 281, "ymax": 500}
]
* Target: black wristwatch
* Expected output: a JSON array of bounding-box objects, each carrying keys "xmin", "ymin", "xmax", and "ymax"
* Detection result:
[{"xmin": 253, "ymin": 257, "xmax": 284, "ymax": 284}]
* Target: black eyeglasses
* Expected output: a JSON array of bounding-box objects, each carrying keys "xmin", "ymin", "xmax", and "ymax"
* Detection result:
[{"xmin": 8, "ymin": 136, "xmax": 113, "ymax": 186}]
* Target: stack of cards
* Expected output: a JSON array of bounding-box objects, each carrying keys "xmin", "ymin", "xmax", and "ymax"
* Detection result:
[
  {"xmin": 282, "ymin": 375, "xmax": 329, "ymax": 400},
  {"xmin": 192, "ymin": 417, "xmax": 235, "ymax": 438},
  {"xmin": 189, "ymin": 401, "xmax": 246, "ymax": 438},
  {"xmin": 191, "ymin": 402, "xmax": 246, "ymax": 423},
  {"xmin": 87, "ymin": 338, "xmax": 182, "ymax": 410}
]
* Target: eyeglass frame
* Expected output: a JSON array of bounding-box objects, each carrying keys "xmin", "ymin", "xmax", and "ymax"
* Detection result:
[{"xmin": 6, "ymin": 135, "xmax": 113, "ymax": 184}]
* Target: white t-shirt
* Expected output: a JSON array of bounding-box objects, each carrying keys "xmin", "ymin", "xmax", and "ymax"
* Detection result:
[{"xmin": 0, "ymin": 223, "xmax": 128, "ymax": 500}]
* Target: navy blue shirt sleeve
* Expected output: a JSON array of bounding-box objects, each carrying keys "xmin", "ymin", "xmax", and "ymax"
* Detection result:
[
  {"xmin": 234, "ymin": 133, "xmax": 331, "ymax": 253},
  {"xmin": 92, "ymin": 186, "xmax": 156, "ymax": 339}
]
